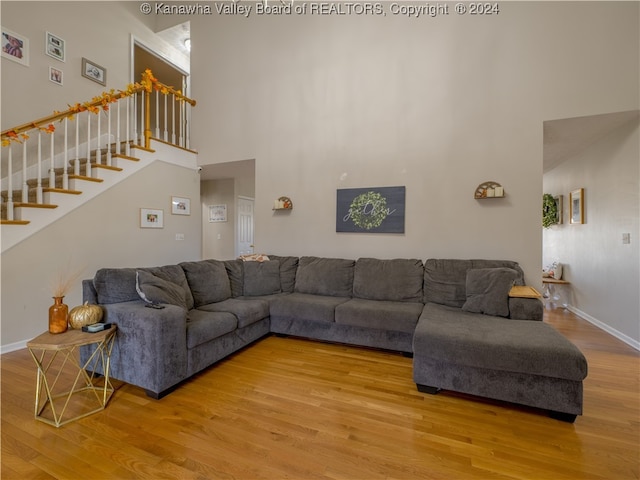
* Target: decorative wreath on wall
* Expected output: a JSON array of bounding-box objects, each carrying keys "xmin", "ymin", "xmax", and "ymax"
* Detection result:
[
  {"xmin": 542, "ymin": 193, "xmax": 559, "ymax": 228},
  {"xmin": 349, "ymin": 191, "xmax": 389, "ymax": 230}
]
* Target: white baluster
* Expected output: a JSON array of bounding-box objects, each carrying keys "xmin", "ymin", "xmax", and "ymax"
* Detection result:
[
  {"xmin": 62, "ymin": 118, "xmax": 68, "ymax": 190},
  {"xmin": 163, "ymin": 93, "xmax": 168, "ymax": 142},
  {"xmin": 132, "ymin": 91, "xmax": 137, "ymax": 149},
  {"xmin": 155, "ymin": 90, "xmax": 160, "ymax": 138},
  {"xmin": 21, "ymin": 139, "xmax": 28, "ymax": 203},
  {"xmin": 140, "ymin": 91, "xmax": 145, "ymax": 145},
  {"xmin": 96, "ymin": 110, "xmax": 102, "ymax": 166},
  {"xmin": 171, "ymin": 94, "xmax": 176, "ymax": 145},
  {"xmin": 186, "ymin": 102, "xmax": 191, "ymax": 150},
  {"xmin": 179, "ymin": 99, "xmax": 184, "ymax": 148},
  {"xmin": 74, "ymin": 118, "xmax": 80, "ymax": 176},
  {"xmin": 86, "ymin": 113, "xmax": 92, "ymax": 178},
  {"xmin": 36, "ymin": 131, "xmax": 43, "ymax": 204},
  {"xmin": 49, "ymin": 127, "xmax": 55, "ymax": 189},
  {"xmin": 107, "ymin": 103, "xmax": 112, "ymax": 166},
  {"xmin": 7, "ymin": 146, "xmax": 14, "ymax": 220},
  {"xmin": 125, "ymin": 96, "xmax": 130, "ymax": 156},
  {"xmin": 116, "ymin": 100, "xmax": 121, "ymax": 155}
]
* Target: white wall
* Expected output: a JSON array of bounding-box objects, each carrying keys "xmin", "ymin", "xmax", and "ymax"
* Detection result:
[
  {"xmin": 543, "ymin": 118, "xmax": 640, "ymax": 347},
  {"xmin": 190, "ymin": 2, "xmax": 639, "ymax": 286}
]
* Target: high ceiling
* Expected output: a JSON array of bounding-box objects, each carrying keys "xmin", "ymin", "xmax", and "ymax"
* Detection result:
[{"xmin": 543, "ymin": 110, "xmax": 639, "ymax": 173}]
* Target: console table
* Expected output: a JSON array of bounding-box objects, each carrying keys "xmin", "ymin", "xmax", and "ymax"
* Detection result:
[
  {"xmin": 542, "ymin": 278, "xmax": 571, "ymax": 309},
  {"xmin": 27, "ymin": 326, "xmax": 116, "ymax": 427}
]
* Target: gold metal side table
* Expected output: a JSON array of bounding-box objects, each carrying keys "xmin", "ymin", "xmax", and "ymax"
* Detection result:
[{"xmin": 27, "ymin": 326, "xmax": 116, "ymax": 427}]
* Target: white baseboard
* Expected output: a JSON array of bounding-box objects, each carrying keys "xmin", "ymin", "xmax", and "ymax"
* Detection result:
[
  {"xmin": 1, "ymin": 339, "xmax": 27, "ymax": 355},
  {"xmin": 567, "ymin": 305, "xmax": 640, "ymax": 351}
]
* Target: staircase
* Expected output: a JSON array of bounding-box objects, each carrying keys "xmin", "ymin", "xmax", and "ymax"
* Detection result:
[
  {"xmin": 1, "ymin": 70, "xmax": 196, "ymax": 251},
  {"xmin": 1, "ymin": 144, "xmax": 140, "ymax": 224}
]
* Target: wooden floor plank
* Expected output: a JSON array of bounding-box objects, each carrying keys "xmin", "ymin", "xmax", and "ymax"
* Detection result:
[{"xmin": 2, "ymin": 308, "xmax": 638, "ymax": 479}]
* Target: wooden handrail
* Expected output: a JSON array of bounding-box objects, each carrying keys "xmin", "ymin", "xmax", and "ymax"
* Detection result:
[{"xmin": 1, "ymin": 69, "xmax": 196, "ymax": 143}]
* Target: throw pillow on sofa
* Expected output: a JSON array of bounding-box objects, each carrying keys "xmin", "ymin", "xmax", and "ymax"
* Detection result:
[
  {"xmin": 135, "ymin": 270, "xmax": 190, "ymax": 309},
  {"xmin": 462, "ymin": 267, "xmax": 519, "ymax": 317}
]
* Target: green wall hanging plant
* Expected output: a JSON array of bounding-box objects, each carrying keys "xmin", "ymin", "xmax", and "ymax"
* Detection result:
[{"xmin": 542, "ymin": 193, "xmax": 559, "ymax": 228}]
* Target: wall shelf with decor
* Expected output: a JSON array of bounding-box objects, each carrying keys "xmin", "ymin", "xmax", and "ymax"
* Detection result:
[
  {"xmin": 273, "ymin": 196, "xmax": 293, "ymax": 210},
  {"xmin": 474, "ymin": 181, "xmax": 505, "ymax": 199}
]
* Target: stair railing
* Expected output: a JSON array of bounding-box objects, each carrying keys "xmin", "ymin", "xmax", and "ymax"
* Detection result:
[{"xmin": 1, "ymin": 69, "xmax": 196, "ymax": 221}]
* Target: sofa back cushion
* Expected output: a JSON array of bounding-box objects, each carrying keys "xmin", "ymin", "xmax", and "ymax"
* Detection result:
[
  {"xmin": 243, "ymin": 260, "xmax": 282, "ymax": 296},
  {"xmin": 180, "ymin": 260, "xmax": 231, "ymax": 307},
  {"xmin": 224, "ymin": 259, "xmax": 244, "ymax": 297},
  {"xmin": 94, "ymin": 264, "xmax": 194, "ymax": 309},
  {"xmin": 266, "ymin": 255, "xmax": 299, "ymax": 293},
  {"xmin": 424, "ymin": 259, "xmax": 524, "ymax": 307},
  {"xmin": 353, "ymin": 258, "xmax": 424, "ymax": 302},
  {"xmin": 294, "ymin": 256, "xmax": 354, "ymax": 297}
]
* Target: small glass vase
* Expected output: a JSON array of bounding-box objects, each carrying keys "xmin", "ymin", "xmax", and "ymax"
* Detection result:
[{"xmin": 49, "ymin": 296, "xmax": 69, "ymax": 334}]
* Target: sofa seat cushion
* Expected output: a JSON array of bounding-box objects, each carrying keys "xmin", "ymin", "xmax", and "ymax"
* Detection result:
[
  {"xmin": 335, "ymin": 298, "xmax": 423, "ymax": 333},
  {"xmin": 294, "ymin": 257, "xmax": 355, "ymax": 297},
  {"xmin": 186, "ymin": 310, "xmax": 238, "ymax": 349},
  {"xmin": 414, "ymin": 303, "xmax": 588, "ymax": 381},
  {"xmin": 353, "ymin": 258, "xmax": 424, "ymax": 302},
  {"xmin": 270, "ymin": 293, "xmax": 350, "ymax": 323},
  {"xmin": 197, "ymin": 298, "xmax": 269, "ymax": 328}
]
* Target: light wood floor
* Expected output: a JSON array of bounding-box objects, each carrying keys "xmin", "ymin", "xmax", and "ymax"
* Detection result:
[{"xmin": 2, "ymin": 308, "xmax": 639, "ymax": 479}]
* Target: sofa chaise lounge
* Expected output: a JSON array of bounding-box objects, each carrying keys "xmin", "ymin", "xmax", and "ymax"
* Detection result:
[{"xmin": 81, "ymin": 256, "xmax": 588, "ymax": 422}]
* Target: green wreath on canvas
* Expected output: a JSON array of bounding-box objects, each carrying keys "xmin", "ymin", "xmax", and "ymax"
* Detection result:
[
  {"xmin": 542, "ymin": 193, "xmax": 558, "ymax": 229},
  {"xmin": 349, "ymin": 191, "xmax": 389, "ymax": 230}
]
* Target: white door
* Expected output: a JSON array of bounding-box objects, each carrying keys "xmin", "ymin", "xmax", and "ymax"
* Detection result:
[{"xmin": 236, "ymin": 196, "xmax": 255, "ymax": 257}]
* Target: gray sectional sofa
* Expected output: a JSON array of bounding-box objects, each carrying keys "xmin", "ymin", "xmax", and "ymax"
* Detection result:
[{"xmin": 81, "ymin": 256, "xmax": 588, "ymax": 422}]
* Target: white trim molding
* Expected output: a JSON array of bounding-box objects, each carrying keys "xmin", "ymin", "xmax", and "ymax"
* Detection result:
[{"xmin": 568, "ymin": 305, "xmax": 640, "ymax": 352}]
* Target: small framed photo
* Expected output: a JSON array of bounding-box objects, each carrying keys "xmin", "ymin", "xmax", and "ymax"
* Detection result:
[
  {"xmin": 570, "ymin": 188, "xmax": 584, "ymax": 225},
  {"xmin": 140, "ymin": 208, "xmax": 164, "ymax": 228},
  {"xmin": 45, "ymin": 32, "xmax": 64, "ymax": 62},
  {"xmin": 209, "ymin": 204, "xmax": 227, "ymax": 223},
  {"xmin": 1, "ymin": 27, "xmax": 29, "ymax": 66},
  {"xmin": 81, "ymin": 57, "xmax": 106, "ymax": 86},
  {"xmin": 49, "ymin": 66, "xmax": 63, "ymax": 86},
  {"xmin": 171, "ymin": 196, "xmax": 191, "ymax": 215}
]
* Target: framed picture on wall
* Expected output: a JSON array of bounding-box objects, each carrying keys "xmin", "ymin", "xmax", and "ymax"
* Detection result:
[
  {"xmin": 81, "ymin": 57, "xmax": 106, "ymax": 86},
  {"xmin": 45, "ymin": 32, "xmax": 64, "ymax": 62},
  {"xmin": 49, "ymin": 66, "xmax": 63, "ymax": 85},
  {"xmin": 140, "ymin": 208, "xmax": 164, "ymax": 228},
  {"xmin": 1, "ymin": 27, "xmax": 29, "ymax": 66},
  {"xmin": 570, "ymin": 188, "xmax": 584, "ymax": 225},
  {"xmin": 209, "ymin": 205, "xmax": 227, "ymax": 222},
  {"xmin": 171, "ymin": 196, "xmax": 190, "ymax": 215}
]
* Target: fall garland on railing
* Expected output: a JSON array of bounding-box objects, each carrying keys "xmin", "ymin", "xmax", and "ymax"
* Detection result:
[{"xmin": 1, "ymin": 69, "xmax": 195, "ymax": 147}]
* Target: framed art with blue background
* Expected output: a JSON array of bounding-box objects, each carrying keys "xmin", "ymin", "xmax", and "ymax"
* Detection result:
[{"xmin": 336, "ymin": 186, "xmax": 405, "ymax": 233}]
